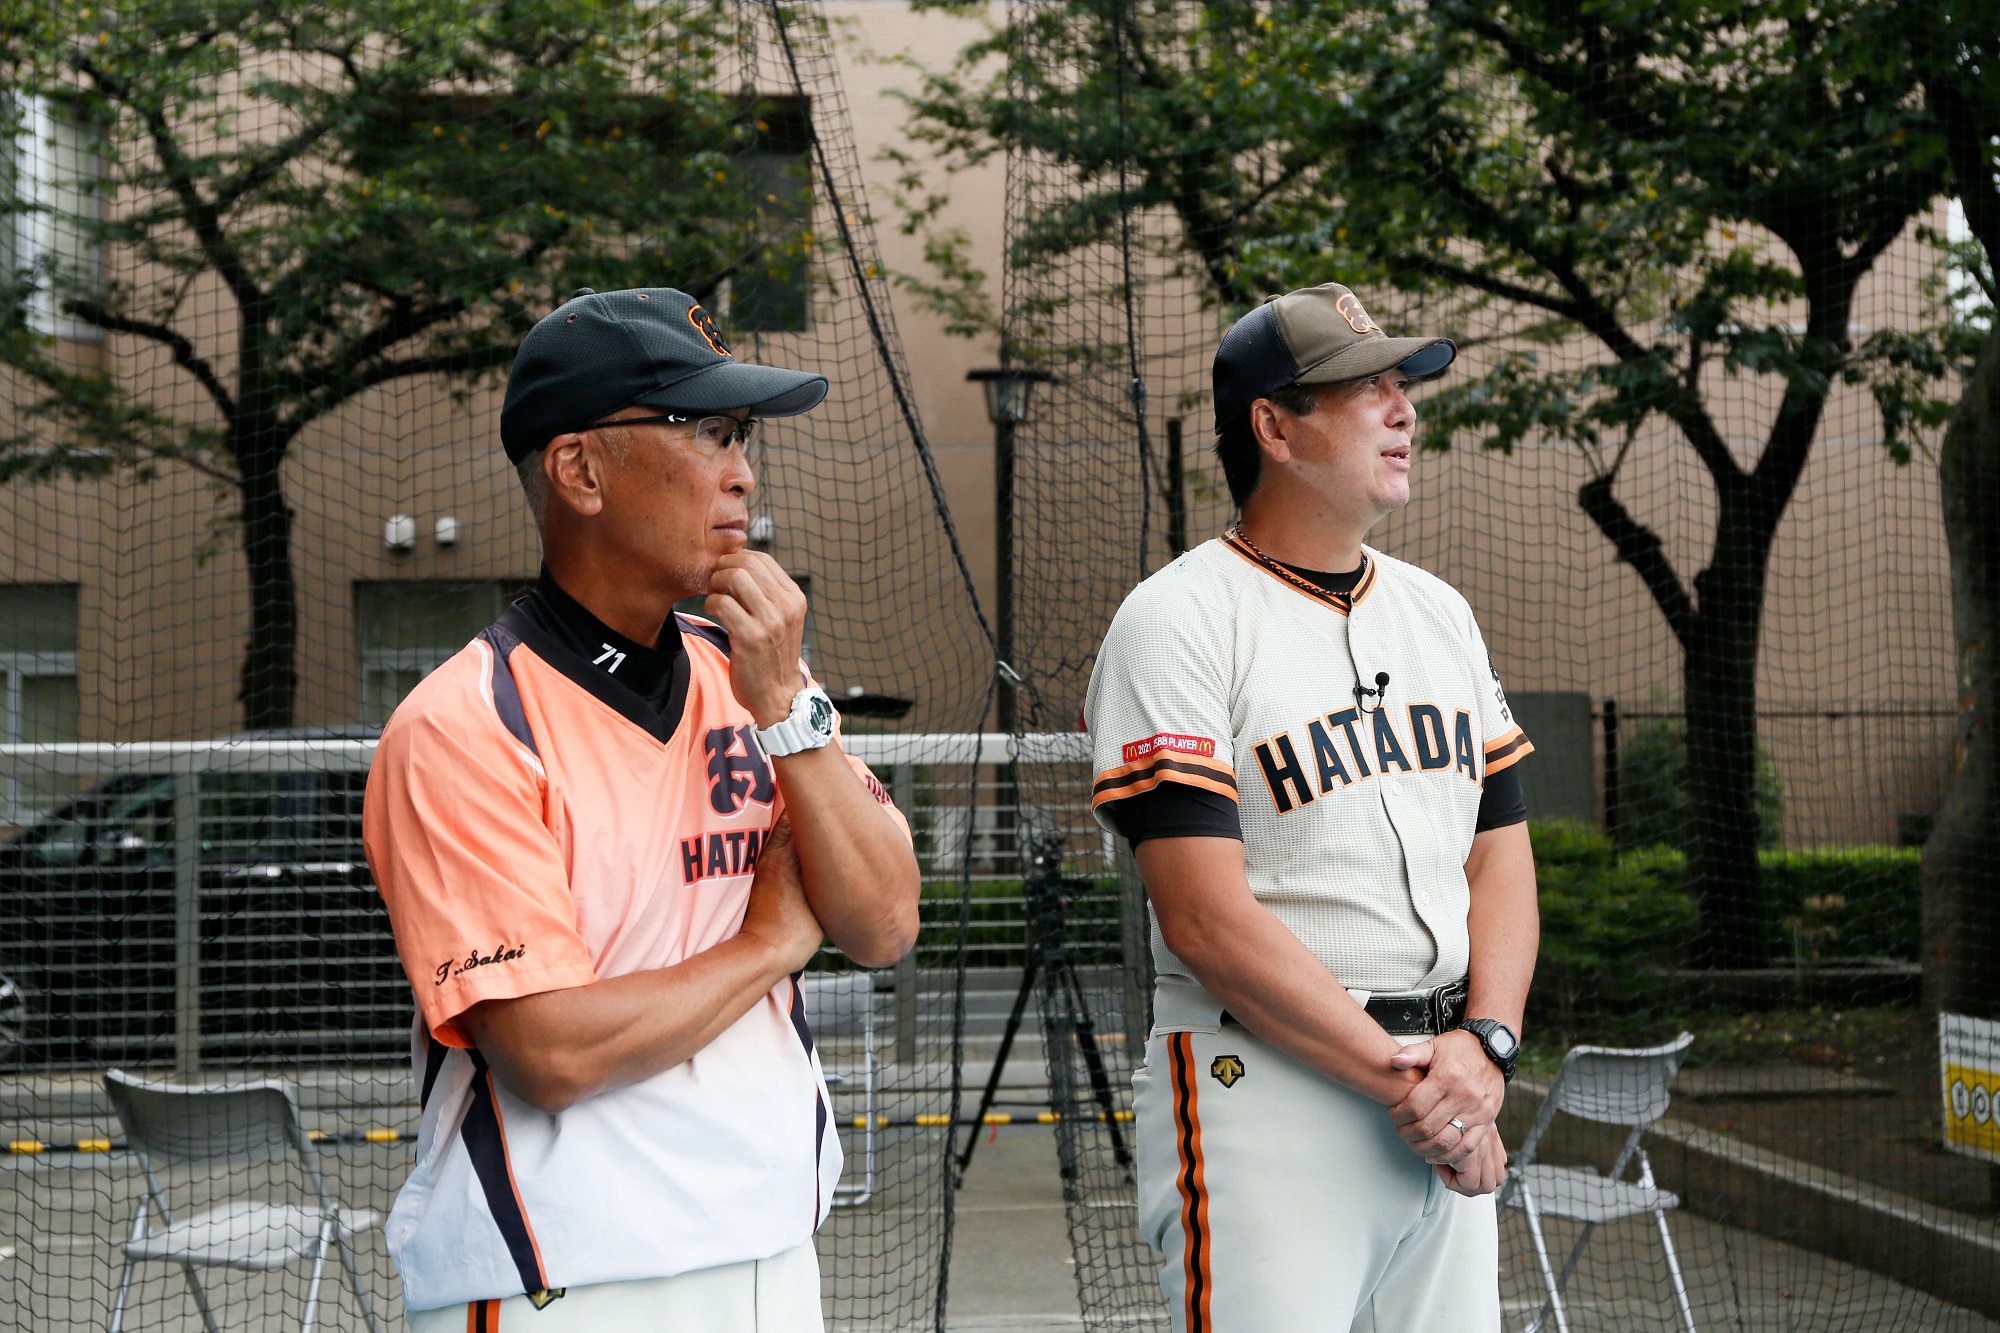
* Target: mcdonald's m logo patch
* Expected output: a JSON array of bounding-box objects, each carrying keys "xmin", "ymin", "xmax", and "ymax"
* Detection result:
[{"xmin": 1210, "ymin": 1055, "xmax": 1245, "ymax": 1088}]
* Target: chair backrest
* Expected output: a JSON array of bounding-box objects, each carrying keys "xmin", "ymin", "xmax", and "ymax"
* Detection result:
[
  {"xmin": 801, "ymin": 973, "xmax": 874, "ymax": 1039},
  {"xmin": 104, "ymin": 1068, "xmax": 305, "ymax": 1166},
  {"xmin": 1546, "ymin": 1032, "xmax": 1695, "ymax": 1127}
]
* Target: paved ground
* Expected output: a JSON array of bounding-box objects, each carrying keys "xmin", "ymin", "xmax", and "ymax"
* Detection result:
[
  {"xmin": 942, "ymin": 1123, "xmax": 2000, "ymax": 1333},
  {"xmin": 5, "ymin": 1116, "xmax": 2000, "ymax": 1331}
]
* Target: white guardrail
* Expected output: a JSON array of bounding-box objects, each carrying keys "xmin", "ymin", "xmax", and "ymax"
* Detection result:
[
  {"xmin": 0, "ymin": 735, "xmax": 1091, "ymax": 1076},
  {"xmin": 0, "ymin": 732, "xmax": 1091, "ymax": 777}
]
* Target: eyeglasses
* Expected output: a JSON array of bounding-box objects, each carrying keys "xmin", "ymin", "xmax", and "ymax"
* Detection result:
[{"xmin": 587, "ymin": 413, "xmax": 758, "ymax": 451}]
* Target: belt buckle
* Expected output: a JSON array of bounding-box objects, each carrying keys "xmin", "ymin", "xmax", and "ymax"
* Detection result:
[{"xmin": 1428, "ymin": 978, "xmax": 1468, "ymax": 1034}]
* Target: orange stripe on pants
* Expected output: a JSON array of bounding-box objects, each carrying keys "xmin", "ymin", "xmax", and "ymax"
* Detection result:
[{"xmin": 1169, "ymin": 1033, "xmax": 1212, "ymax": 1333}]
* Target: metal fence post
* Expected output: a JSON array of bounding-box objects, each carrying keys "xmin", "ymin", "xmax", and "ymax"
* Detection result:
[
  {"xmin": 172, "ymin": 770, "xmax": 202, "ymax": 1078},
  {"xmin": 1116, "ymin": 838, "xmax": 1153, "ymax": 1054},
  {"xmin": 891, "ymin": 761, "xmax": 918, "ymax": 1067}
]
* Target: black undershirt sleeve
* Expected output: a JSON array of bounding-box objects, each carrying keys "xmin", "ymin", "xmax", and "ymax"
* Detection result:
[
  {"xmin": 1101, "ymin": 782, "xmax": 1243, "ymax": 845},
  {"xmin": 1475, "ymin": 764, "xmax": 1527, "ymax": 831}
]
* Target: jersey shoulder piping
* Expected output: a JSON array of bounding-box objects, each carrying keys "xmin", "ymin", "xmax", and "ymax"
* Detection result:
[
  {"xmin": 1219, "ymin": 529, "xmax": 1377, "ymax": 615},
  {"xmin": 675, "ymin": 612, "xmax": 731, "ymax": 657},
  {"xmin": 475, "ymin": 624, "xmax": 540, "ymax": 758}
]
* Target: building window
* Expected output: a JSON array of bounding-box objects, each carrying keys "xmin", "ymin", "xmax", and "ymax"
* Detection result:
[
  {"xmin": 726, "ymin": 97, "xmax": 812, "ymax": 334},
  {"xmin": 356, "ymin": 582, "xmax": 521, "ymax": 725},
  {"xmin": 5, "ymin": 95, "xmax": 105, "ymax": 341},
  {"xmin": 0, "ymin": 584, "xmax": 80, "ymax": 820}
]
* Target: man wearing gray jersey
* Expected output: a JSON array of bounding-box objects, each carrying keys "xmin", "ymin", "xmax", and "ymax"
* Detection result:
[{"xmin": 1085, "ymin": 283, "xmax": 1539, "ymax": 1331}]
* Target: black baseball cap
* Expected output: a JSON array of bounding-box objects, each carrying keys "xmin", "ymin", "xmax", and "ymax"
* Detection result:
[
  {"xmin": 1213, "ymin": 283, "xmax": 1455, "ymax": 435},
  {"xmin": 499, "ymin": 287, "xmax": 829, "ymax": 464}
]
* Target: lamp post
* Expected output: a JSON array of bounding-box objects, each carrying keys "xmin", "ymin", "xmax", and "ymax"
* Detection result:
[
  {"xmin": 967, "ymin": 367, "xmax": 1056, "ymax": 735},
  {"xmin": 968, "ymin": 367, "xmax": 1055, "ymax": 880}
]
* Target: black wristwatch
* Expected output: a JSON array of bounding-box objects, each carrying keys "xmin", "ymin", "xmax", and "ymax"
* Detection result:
[{"xmin": 1458, "ymin": 1018, "xmax": 1519, "ymax": 1083}]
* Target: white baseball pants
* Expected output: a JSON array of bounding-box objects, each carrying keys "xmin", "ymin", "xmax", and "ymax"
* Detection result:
[{"xmin": 1133, "ymin": 1014, "xmax": 1500, "ymax": 1332}]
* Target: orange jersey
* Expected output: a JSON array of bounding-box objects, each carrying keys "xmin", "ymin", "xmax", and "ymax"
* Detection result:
[{"xmin": 364, "ymin": 603, "xmax": 904, "ymax": 1309}]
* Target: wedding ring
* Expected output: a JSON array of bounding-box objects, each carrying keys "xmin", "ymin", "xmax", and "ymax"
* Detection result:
[{"xmin": 1448, "ymin": 1117, "xmax": 1467, "ymax": 1137}]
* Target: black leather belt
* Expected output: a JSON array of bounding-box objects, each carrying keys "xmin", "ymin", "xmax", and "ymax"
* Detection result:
[{"xmin": 1221, "ymin": 977, "xmax": 1468, "ymax": 1037}]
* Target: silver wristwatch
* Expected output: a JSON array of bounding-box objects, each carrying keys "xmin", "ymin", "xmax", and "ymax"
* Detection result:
[{"xmin": 754, "ymin": 685, "xmax": 837, "ymax": 757}]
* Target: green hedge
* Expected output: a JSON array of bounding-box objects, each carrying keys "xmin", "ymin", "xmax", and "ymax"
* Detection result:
[
  {"xmin": 1532, "ymin": 821, "xmax": 1919, "ymax": 963},
  {"xmin": 1529, "ymin": 822, "xmax": 1696, "ymax": 1025},
  {"xmin": 1755, "ymin": 846, "xmax": 1920, "ymax": 960},
  {"xmin": 1527, "ymin": 820, "xmax": 1920, "ymax": 1024}
]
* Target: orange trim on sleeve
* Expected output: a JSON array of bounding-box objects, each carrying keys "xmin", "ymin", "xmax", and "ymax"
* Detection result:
[
  {"xmin": 1483, "ymin": 726, "xmax": 1534, "ymax": 776},
  {"xmin": 1090, "ymin": 768, "xmax": 1239, "ymax": 809},
  {"xmin": 1095, "ymin": 748, "xmax": 1233, "ymax": 787},
  {"xmin": 1092, "ymin": 753, "xmax": 1237, "ymax": 806}
]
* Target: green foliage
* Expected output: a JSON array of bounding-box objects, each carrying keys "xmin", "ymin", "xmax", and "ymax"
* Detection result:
[
  {"xmin": 1525, "ymin": 821, "xmax": 1919, "ymax": 1030},
  {"xmin": 0, "ymin": 0, "xmax": 808, "ymax": 725},
  {"xmin": 1, "ymin": 0, "xmax": 781, "ymax": 468},
  {"xmin": 1760, "ymin": 847, "xmax": 1921, "ymax": 962},
  {"xmin": 902, "ymin": 1, "xmax": 1963, "ymax": 460},
  {"xmin": 1528, "ymin": 820, "xmax": 1696, "ymax": 1027},
  {"xmin": 1615, "ymin": 716, "xmax": 1786, "ymax": 853}
]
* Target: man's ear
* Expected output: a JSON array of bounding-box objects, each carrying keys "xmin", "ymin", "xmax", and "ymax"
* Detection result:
[
  {"xmin": 1250, "ymin": 399, "xmax": 1294, "ymax": 467},
  {"xmin": 544, "ymin": 433, "xmax": 609, "ymax": 518}
]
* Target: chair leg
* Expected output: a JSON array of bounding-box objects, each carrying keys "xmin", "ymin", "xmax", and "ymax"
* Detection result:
[
  {"xmin": 106, "ymin": 1257, "xmax": 135, "ymax": 1333},
  {"xmin": 333, "ymin": 1219, "xmax": 386, "ymax": 1333},
  {"xmin": 1549, "ymin": 1220, "xmax": 1597, "ymax": 1317},
  {"xmin": 1655, "ymin": 1207, "xmax": 1698, "ymax": 1333},
  {"xmin": 177, "ymin": 1261, "xmax": 221, "ymax": 1333},
  {"xmin": 298, "ymin": 1220, "xmax": 332, "ymax": 1333},
  {"xmin": 1520, "ymin": 1192, "xmax": 1570, "ymax": 1333}
]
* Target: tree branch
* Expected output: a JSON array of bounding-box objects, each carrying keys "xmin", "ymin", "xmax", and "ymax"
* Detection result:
[
  {"xmin": 342, "ymin": 342, "xmax": 518, "ymax": 397},
  {"xmin": 1928, "ymin": 70, "xmax": 2000, "ymax": 261},
  {"xmin": 212, "ymin": 111, "xmax": 343, "ymax": 213},
  {"xmin": 1579, "ymin": 472, "xmax": 1696, "ymax": 646},
  {"xmin": 67, "ymin": 299, "xmax": 237, "ymax": 419},
  {"xmin": 73, "ymin": 55, "xmax": 265, "ymax": 318}
]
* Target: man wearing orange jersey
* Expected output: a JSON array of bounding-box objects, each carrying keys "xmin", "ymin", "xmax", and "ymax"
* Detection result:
[{"xmin": 364, "ymin": 287, "xmax": 920, "ymax": 1331}]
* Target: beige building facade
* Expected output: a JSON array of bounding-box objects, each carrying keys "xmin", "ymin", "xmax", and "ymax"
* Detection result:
[{"xmin": 0, "ymin": 2, "xmax": 1962, "ymax": 848}]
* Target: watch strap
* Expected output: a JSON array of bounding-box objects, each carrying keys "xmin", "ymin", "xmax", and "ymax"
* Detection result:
[
  {"xmin": 1458, "ymin": 1018, "xmax": 1519, "ymax": 1082},
  {"xmin": 755, "ymin": 686, "xmax": 836, "ymax": 757}
]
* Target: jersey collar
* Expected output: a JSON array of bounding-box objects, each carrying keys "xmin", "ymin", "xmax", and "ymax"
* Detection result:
[
  {"xmin": 498, "ymin": 571, "xmax": 691, "ymax": 742},
  {"xmin": 1221, "ymin": 525, "xmax": 1378, "ymax": 616}
]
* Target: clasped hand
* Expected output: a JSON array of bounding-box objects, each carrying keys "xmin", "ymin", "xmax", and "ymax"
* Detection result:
[{"xmin": 1388, "ymin": 1030, "xmax": 1507, "ymax": 1196}]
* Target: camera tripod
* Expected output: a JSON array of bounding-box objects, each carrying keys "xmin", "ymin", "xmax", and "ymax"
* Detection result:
[{"xmin": 955, "ymin": 835, "xmax": 1133, "ymax": 1183}]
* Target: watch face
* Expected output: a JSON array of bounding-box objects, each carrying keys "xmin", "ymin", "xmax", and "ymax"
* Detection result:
[
  {"xmin": 808, "ymin": 694, "xmax": 835, "ymax": 736},
  {"xmin": 1488, "ymin": 1025, "xmax": 1518, "ymax": 1058}
]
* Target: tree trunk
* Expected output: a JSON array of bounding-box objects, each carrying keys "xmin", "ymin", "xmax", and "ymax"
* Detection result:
[
  {"xmin": 1925, "ymin": 324, "xmax": 2000, "ymax": 1018},
  {"xmin": 1682, "ymin": 482, "xmax": 1776, "ymax": 969},
  {"xmin": 235, "ymin": 444, "xmax": 297, "ymax": 731}
]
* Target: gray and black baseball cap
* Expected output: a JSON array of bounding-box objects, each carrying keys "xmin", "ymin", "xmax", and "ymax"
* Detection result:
[
  {"xmin": 1213, "ymin": 283, "xmax": 1455, "ymax": 434},
  {"xmin": 500, "ymin": 286, "xmax": 829, "ymax": 464}
]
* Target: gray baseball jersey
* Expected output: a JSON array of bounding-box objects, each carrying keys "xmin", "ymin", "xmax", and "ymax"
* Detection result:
[{"xmin": 1085, "ymin": 530, "xmax": 1531, "ymax": 996}]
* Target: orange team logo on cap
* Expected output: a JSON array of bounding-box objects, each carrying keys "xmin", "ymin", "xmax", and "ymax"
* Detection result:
[
  {"xmin": 687, "ymin": 304, "xmax": 732, "ymax": 357},
  {"xmin": 1335, "ymin": 293, "xmax": 1380, "ymax": 336}
]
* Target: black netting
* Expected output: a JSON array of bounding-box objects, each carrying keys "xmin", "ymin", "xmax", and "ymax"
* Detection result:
[
  {"xmin": 895, "ymin": 1, "xmax": 2000, "ymax": 1330},
  {"xmin": 4, "ymin": 0, "xmax": 1999, "ymax": 1329},
  {"xmin": 0, "ymin": 2, "xmax": 995, "ymax": 1328}
]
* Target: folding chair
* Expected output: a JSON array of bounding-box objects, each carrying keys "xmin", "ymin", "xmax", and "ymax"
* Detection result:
[
  {"xmin": 102, "ymin": 1069, "xmax": 384, "ymax": 1333},
  {"xmin": 802, "ymin": 973, "xmax": 877, "ymax": 1206},
  {"xmin": 1498, "ymin": 1033, "xmax": 1697, "ymax": 1333}
]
